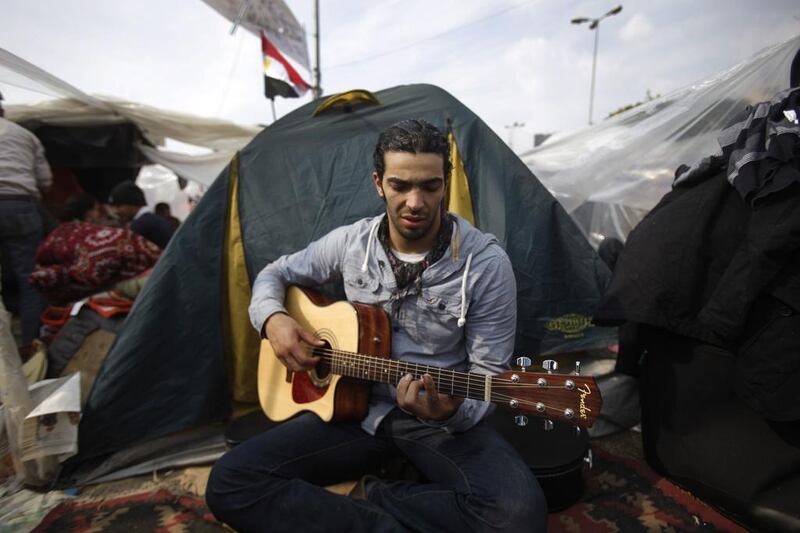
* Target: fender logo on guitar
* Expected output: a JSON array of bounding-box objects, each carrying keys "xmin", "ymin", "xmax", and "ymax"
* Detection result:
[{"xmin": 578, "ymin": 383, "xmax": 592, "ymax": 420}]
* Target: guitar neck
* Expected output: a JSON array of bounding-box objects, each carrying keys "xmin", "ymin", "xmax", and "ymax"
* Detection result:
[{"xmin": 317, "ymin": 349, "xmax": 491, "ymax": 402}]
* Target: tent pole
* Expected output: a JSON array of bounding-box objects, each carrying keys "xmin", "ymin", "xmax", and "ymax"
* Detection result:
[{"xmin": 313, "ymin": 0, "xmax": 321, "ymax": 99}]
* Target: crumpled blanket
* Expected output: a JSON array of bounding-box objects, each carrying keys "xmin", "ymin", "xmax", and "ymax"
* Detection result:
[{"xmin": 29, "ymin": 221, "xmax": 160, "ymax": 304}]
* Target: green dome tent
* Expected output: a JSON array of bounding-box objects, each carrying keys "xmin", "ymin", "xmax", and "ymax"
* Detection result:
[{"xmin": 73, "ymin": 84, "xmax": 612, "ymax": 464}]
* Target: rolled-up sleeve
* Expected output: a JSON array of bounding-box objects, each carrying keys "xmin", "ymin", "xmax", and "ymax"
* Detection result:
[{"xmin": 248, "ymin": 225, "xmax": 350, "ymax": 334}]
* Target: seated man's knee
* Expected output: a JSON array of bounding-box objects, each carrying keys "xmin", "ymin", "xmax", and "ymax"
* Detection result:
[
  {"xmin": 510, "ymin": 474, "xmax": 547, "ymax": 532},
  {"xmin": 205, "ymin": 457, "xmax": 233, "ymax": 521},
  {"xmin": 475, "ymin": 471, "xmax": 547, "ymax": 532},
  {"xmin": 205, "ymin": 450, "xmax": 261, "ymax": 522}
]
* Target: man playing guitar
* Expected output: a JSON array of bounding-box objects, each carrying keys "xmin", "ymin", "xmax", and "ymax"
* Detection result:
[{"xmin": 206, "ymin": 119, "xmax": 547, "ymax": 532}]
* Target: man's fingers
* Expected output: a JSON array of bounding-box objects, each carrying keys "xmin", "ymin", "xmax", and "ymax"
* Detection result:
[
  {"xmin": 405, "ymin": 375, "xmax": 423, "ymax": 401},
  {"xmin": 289, "ymin": 344, "xmax": 318, "ymax": 370},
  {"xmin": 299, "ymin": 329, "xmax": 325, "ymax": 347},
  {"xmin": 421, "ymin": 374, "xmax": 439, "ymax": 408},
  {"xmin": 280, "ymin": 349, "xmax": 317, "ymax": 372},
  {"xmin": 397, "ymin": 373, "xmax": 411, "ymax": 397},
  {"xmin": 422, "ymin": 374, "xmax": 437, "ymax": 395},
  {"xmin": 397, "ymin": 374, "xmax": 422, "ymax": 408}
]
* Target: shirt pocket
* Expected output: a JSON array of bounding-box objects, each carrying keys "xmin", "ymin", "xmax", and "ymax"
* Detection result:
[
  {"xmin": 342, "ymin": 260, "xmax": 381, "ymax": 304},
  {"xmin": 416, "ymin": 287, "xmax": 463, "ymax": 347}
]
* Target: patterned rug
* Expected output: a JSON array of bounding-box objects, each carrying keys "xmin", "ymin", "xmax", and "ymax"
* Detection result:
[
  {"xmin": 32, "ymin": 489, "xmax": 225, "ymax": 533},
  {"xmin": 30, "ymin": 447, "xmax": 746, "ymax": 532},
  {"xmin": 549, "ymin": 448, "xmax": 746, "ymax": 532},
  {"xmin": 30, "ymin": 467, "xmax": 226, "ymax": 533}
]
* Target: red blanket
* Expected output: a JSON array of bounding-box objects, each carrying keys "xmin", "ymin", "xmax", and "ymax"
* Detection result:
[{"xmin": 30, "ymin": 222, "xmax": 160, "ymax": 303}]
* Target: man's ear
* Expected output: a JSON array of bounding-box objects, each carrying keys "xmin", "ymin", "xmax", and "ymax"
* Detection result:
[{"xmin": 372, "ymin": 172, "xmax": 384, "ymax": 198}]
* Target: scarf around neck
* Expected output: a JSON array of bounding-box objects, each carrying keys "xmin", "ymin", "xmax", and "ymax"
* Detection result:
[{"xmin": 377, "ymin": 211, "xmax": 454, "ymax": 292}]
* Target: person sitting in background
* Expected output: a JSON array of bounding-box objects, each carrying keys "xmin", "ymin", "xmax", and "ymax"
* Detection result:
[
  {"xmin": 56, "ymin": 191, "xmax": 101, "ymax": 225},
  {"xmin": 29, "ymin": 192, "xmax": 160, "ymax": 305},
  {"xmin": 106, "ymin": 182, "xmax": 175, "ymax": 249},
  {"xmin": 154, "ymin": 201, "xmax": 180, "ymax": 231}
]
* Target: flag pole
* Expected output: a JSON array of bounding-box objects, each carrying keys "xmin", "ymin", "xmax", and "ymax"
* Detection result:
[
  {"xmin": 312, "ymin": 0, "xmax": 321, "ymax": 99},
  {"xmin": 230, "ymin": 0, "xmax": 250, "ymax": 35},
  {"xmin": 270, "ymin": 98, "xmax": 277, "ymax": 122}
]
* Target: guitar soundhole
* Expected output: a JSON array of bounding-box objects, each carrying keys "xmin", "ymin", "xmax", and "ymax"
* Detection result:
[{"xmin": 308, "ymin": 339, "xmax": 333, "ymax": 388}]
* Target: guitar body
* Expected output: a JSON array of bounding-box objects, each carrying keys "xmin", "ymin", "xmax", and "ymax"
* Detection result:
[{"xmin": 257, "ymin": 286, "xmax": 392, "ymax": 423}]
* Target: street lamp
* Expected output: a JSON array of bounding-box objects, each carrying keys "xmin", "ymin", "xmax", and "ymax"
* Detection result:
[{"xmin": 571, "ymin": 5, "xmax": 623, "ymax": 125}]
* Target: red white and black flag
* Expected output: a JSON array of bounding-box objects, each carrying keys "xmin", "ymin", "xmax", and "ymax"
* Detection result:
[{"xmin": 261, "ymin": 31, "xmax": 310, "ymax": 99}]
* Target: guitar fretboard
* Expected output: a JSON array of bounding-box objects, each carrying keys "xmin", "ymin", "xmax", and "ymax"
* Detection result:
[{"xmin": 314, "ymin": 348, "xmax": 490, "ymax": 402}]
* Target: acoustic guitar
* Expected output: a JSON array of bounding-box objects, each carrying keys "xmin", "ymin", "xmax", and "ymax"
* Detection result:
[{"xmin": 257, "ymin": 286, "xmax": 602, "ymax": 429}]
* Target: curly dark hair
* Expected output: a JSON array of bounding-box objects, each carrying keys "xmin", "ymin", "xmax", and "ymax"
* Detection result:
[{"xmin": 373, "ymin": 119, "xmax": 451, "ymax": 180}]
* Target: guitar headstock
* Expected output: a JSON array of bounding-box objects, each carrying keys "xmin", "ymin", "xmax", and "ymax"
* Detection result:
[{"xmin": 493, "ymin": 358, "xmax": 602, "ymax": 429}]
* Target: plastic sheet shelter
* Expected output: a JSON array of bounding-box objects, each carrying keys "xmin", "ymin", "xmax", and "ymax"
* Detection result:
[
  {"xmin": 0, "ymin": 47, "xmax": 260, "ymax": 187},
  {"xmin": 70, "ymin": 84, "xmax": 613, "ymax": 465},
  {"xmin": 520, "ymin": 35, "xmax": 800, "ymax": 246}
]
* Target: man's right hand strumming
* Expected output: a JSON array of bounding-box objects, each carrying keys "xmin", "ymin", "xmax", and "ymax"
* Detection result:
[{"xmin": 264, "ymin": 312, "xmax": 323, "ymax": 372}]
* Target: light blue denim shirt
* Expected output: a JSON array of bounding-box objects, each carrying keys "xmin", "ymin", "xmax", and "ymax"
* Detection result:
[{"xmin": 249, "ymin": 213, "xmax": 517, "ymax": 434}]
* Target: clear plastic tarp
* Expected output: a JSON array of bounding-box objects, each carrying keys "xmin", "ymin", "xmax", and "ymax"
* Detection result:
[
  {"xmin": 521, "ymin": 35, "xmax": 800, "ymax": 247},
  {"xmin": 136, "ymin": 164, "xmax": 206, "ymax": 221}
]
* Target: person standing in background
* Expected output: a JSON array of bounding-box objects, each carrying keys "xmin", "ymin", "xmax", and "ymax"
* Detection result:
[{"xmin": 0, "ymin": 91, "xmax": 52, "ymax": 352}]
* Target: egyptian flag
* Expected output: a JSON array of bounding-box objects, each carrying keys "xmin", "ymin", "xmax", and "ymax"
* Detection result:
[{"xmin": 261, "ymin": 31, "xmax": 310, "ymax": 99}]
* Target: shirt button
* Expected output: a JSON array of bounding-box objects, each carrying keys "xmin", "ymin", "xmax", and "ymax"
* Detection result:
[
  {"xmin": 356, "ymin": 278, "xmax": 364, "ymax": 286},
  {"xmin": 779, "ymin": 305, "xmax": 793, "ymax": 317},
  {"xmin": 438, "ymin": 302, "xmax": 446, "ymax": 310}
]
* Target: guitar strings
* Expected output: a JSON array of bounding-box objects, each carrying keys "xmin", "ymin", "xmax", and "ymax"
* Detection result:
[
  {"xmin": 307, "ymin": 345, "xmax": 587, "ymax": 388},
  {"xmin": 298, "ymin": 346, "xmax": 592, "ymax": 418},
  {"xmin": 307, "ymin": 346, "xmax": 586, "ymax": 393}
]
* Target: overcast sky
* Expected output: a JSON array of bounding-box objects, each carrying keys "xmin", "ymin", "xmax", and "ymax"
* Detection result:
[{"xmin": 2, "ymin": 1, "xmax": 799, "ymax": 152}]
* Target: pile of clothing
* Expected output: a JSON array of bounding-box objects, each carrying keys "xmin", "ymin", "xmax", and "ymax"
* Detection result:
[{"xmin": 29, "ymin": 221, "xmax": 160, "ymax": 304}]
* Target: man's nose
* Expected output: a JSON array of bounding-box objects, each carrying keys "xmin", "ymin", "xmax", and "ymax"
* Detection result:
[{"xmin": 406, "ymin": 189, "xmax": 424, "ymax": 210}]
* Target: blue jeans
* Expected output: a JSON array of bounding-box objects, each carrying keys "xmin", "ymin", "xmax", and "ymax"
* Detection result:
[
  {"xmin": 0, "ymin": 198, "xmax": 45, "ymax": 345},
  {"xmin": 206, "ymin": 409, "xmax": 546, "ymax": 532}
]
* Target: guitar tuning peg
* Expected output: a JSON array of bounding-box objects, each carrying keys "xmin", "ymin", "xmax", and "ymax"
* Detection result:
[
  {"xmin": 514, "ymin": 415, "xmax": 528, "ymax": 427},
  {"xmin": 575, "ymin": 426, "xmax": 582, "ymax": 436},
  {"xmin": 515, "ymin": 356, "xmax": 531, "ymax": 372},
  {"xmin": 543, "ymin": 359, "xmax": 558, "ymax": 374},
  {"xmin": 584, "ymin": 449, "xmax": 594, "ymax": 468},
  {"xmin": 575, "ymin": 361, "xmax": 581, "ymax": 375},
  {"xmin": 543, "ymin": 419, "xmax": 554, "ymax": 431}
]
